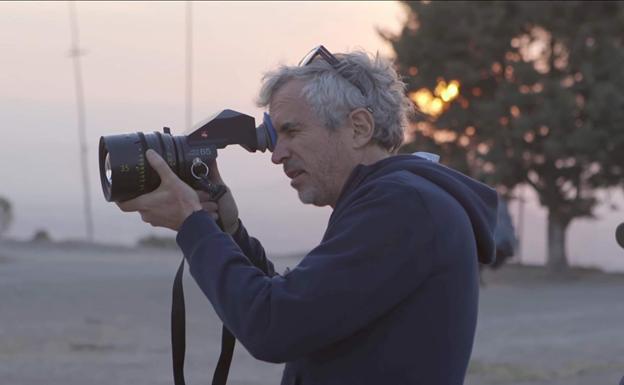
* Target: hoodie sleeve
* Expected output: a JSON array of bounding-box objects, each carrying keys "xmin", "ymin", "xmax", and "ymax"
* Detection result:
[{"xmin": 176, "ymin": 181, "xmax": 435, "ymax": 363}]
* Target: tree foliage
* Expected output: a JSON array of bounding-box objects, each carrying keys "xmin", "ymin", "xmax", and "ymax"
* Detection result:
[{"xmin": 385, "ymin": 1, "xmax": 624, "ymax": 270}]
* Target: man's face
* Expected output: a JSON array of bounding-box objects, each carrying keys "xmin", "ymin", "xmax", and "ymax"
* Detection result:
[{"xmin": 269, "ymin": 80, "xmax": 356, "ymax": 208}]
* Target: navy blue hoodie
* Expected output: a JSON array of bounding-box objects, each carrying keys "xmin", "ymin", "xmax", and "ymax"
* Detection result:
[{"xmin": 176, "ymin": 154, "xmax": 498, "ymax": 385}]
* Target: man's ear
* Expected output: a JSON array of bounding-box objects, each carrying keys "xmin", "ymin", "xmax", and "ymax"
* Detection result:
[{"xmin": 349, "ymin": 108, "xmax": 375, "ymax": 148}]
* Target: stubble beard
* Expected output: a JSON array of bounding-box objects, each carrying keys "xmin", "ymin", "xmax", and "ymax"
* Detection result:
[
  {"xmin": 297, "ymin": 176, "xmax": 340, "ymax": 207},
  {"xmin": 293, "ymin": 137, "xmax": 345, "ymax": 207},
  {"xmin": 297, "ymin": 185, "xmax": 320, "ymax": 206}
]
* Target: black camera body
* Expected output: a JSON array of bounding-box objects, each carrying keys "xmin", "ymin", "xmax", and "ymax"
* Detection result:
[{"xmin": 99, "ymin": 109, "xmax": 275, "ymax": 202}]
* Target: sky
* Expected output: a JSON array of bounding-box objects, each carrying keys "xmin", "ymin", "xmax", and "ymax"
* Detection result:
[{"xmin": 0, "ymin": 1, "xmax": 623, "ymax": 271}]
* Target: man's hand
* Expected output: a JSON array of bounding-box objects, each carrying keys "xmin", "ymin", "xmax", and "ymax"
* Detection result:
[
  {"xmin": 117, "ymin": 149, "xmax": 202, "ymax": 231},
  {"xmin": 198, "ymin": 159, "xmax": 240, "ymax": 235}
]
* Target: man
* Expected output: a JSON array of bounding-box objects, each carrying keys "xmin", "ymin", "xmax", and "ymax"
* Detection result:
[{"xmin": 119, "ymin": 46, "xmax": 498, "ymax": 385}]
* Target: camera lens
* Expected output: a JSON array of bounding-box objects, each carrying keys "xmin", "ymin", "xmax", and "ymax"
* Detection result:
[{"xmin": 99, "ymin": 132, "xmax": 181, "ymax": 202}]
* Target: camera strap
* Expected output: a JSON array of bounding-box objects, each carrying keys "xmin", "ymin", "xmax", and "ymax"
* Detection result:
[
  {"xmin": 172, "ymin": 257, "xmax": 236, "ymax": 385},
  {"xmin": 171, "ymin": 258, "xmax": 187, "ymax": 385},
  {"xmin": 171, "ymin": 178, "xmax": 238, "ymax": 385}
]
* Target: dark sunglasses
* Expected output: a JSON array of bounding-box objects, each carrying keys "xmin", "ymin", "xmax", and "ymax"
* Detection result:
[{"xmin": 299, "ymin": 45, "xmax": 372, "ymax": 106}]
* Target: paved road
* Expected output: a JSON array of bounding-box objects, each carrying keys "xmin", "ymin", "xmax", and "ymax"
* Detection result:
[{"xmin": 1, "ymin": 241, "xmax": 622, "ymax": 385}]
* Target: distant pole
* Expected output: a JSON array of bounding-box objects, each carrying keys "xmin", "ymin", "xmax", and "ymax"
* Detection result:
[
  {"xmin": 516, "ymin": 184, "xmax": 525, "ymax": 263},
  {"xmin": 185, "ymin": 1, "xmax": 193, "ymax": 130},
  {"xmin": 68, "ymin": 2, "xmax": 94, "ymax": 242}
]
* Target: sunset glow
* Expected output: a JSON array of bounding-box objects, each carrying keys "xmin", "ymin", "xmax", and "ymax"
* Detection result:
[{"xmin": 409, "ymin": 79, "xmax": 460, "ymax": 118}]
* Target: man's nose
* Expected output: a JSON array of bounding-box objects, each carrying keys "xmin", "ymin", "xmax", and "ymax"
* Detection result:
[{"xmin": 271, "ymin": 139, "xmax": 289, "ymax": 164}]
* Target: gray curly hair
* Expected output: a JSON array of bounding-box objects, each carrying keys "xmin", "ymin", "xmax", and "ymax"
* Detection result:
[{"xmin": 256, "ymin": 49, "xmax": 411, "ymax": 153}]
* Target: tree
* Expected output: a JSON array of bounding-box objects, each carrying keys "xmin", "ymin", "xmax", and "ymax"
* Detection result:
[
  {"xmin": 385, "ymin": 1, "xmax": 624, "ymax": 271},
  {"xmin": 0, "ymin": 196, "xmax": 13, "ymax": 238}
]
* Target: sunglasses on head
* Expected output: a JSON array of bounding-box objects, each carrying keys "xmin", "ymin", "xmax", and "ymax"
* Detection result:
[{"xmin": 299, "ymin": 44, "xmax": 372, "ymax": 108}]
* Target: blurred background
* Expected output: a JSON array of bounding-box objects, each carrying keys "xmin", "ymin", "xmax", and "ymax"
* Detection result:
[{"xmin": 1, "ymin": 2, "xmax": 623, "ymax": 385}]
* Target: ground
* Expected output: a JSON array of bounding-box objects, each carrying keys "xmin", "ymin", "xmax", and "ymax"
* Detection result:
[{"xmin": 0, "ymin": 240, "xmax": 622, "ymax": 385}]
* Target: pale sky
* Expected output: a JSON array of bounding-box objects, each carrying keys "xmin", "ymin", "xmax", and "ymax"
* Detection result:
[{"xmin": 0, "ymin": 1, "xmax": 622, "ymax": 270}]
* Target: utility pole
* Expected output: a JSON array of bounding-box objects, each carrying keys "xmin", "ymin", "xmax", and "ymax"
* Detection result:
[
  {"xmin": 186, "ymin": 1, "xmax": 193, "ymax": 130},
  {"xmin": 516, "ymin": 184, "xmax": 525, "ymax": 263},
  {"xmin": 68, "ymin": 2, "xmax": 94, "ymax": 242}
]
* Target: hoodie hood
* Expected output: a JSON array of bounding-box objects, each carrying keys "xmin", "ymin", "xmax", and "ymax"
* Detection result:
[{"xmin": 335, "ymin": 154, "xmax": 498, "ymax": 264}]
